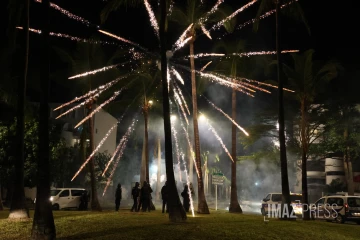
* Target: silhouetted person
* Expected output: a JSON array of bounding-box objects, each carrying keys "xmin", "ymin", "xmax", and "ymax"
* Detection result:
[
  {"xmin": 139, "ymin": 181, "xmax": 152, "ymax": 212},
  {"xmin": 161, "ymin": 181, "xmax": 169, "ymax": 213},
  {"xmin": 115, "ymin": 183, "xmax": 122, "ymax": 211},
  {"xmin": 79, "ymin": 191, "xmax": 88, "ymax": 210},
  {"xmin": 181, "ymin": 185, "xmax": 190, "ymax": 212},
  {"xmin": 131, "ymin": 182, "xmax": 140, "ymax": 212}
]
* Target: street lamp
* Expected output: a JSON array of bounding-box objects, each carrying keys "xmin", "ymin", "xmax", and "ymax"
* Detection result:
[{"xmin": 199, "ymin": 114, "xmax": 206, "ymax": 122}]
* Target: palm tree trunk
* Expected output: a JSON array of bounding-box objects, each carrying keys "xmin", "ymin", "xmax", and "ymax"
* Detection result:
[
  {"xmin": 229, "ymin": 87, "xmax": 242, "ymax": 213},
  {"xmin": 31, "ymin": 0, "xmax": 56, "ymax": 238},
  {"xmin": 143, "ymin": 105, "xmax": 155, "ymax": 210},
  {"xmin": 9, "ymin": 0, "xmax": 30, "ymax": 220},
  {"xmin": 88, "ymin": 103, "xmax": 102, "ymax": 211},
  {"xmin": 188, "ymin": 132, "xmax": 193, "ymax": 185},
  {"xmin": 160, "ymin": 0, "xmax": 186, "ymax": 222},
  {"xmin": 300, "ymin": 99, "xmax": 309, "ymax": 220},
  {"xmin": 140, "ymin": 136, "xmax": 146, "ymax": 185},
  {"xmin": 275, "ymin": 0, "xmax": 292, "ymax": 219},
  {"xmin": 343, "ymin": 126, "xmax": 355, "ymax": 195},
  {"xmin": 0, "ymin": 183, "xmax": 4, "ymax": 210},
  {"xmin": 190, "ymin": 36, "xmax": 209, "ymax": 214},
  {"xmin": 156, "ymin": 137, "xmax": 161, "ymax": 201},
  {"xmin": 143, "ymin": 106, "xmax": 150, "ymax": 183}
]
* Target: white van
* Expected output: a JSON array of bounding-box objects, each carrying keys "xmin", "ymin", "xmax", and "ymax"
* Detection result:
[
  {"xmin": 311, "ymin": 195, "xmax": 360, "ymax": 224},
  {"xmin": 261, "ymin": 193, "xmax": 303, "ymax": 216},
  {"xmin": 50, "ymin": 188, "xmax": 87, "ymax": 210}
]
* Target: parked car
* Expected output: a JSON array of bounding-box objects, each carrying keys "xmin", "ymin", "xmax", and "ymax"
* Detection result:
[
  {"xmin": 261, "ymin": 192, "xmax": 302, "ymax": 216},
  {"xmin": 311, "ymin": 195, "xmax": 360, "ymax": 224},
  {"xmin": 35, "ymin": 188, "xmax": 87, "ymax": 210}
]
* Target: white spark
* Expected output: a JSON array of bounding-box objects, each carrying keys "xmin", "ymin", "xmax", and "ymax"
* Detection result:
[
  {"xmin": 74, "ymin": 90, "xmax": 122, "ymax": 129},
  {"xmin": 144, "ymin": 0, "xmax": 159, "ymax": 37},
  {"xmin": 173, "ymin": 24, "xmax": 193, "ymax": 50},
  {"xmin": 171, "ymin": 67, "xmax": 184, "ymax": 85},
  {"xmin": 200, "ymin": 61, "xmax": 212, "ymax": 72}
]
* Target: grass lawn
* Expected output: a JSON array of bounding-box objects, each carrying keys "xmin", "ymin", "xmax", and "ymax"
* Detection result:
[{"xmin": 0, "ymin": 208, "xmax": 359, "ymax": 240}]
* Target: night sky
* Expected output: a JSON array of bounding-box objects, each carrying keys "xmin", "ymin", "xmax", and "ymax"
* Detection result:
[{"xmin": 3, "ymin": 0, "xmax": 360, "ymax": 106}]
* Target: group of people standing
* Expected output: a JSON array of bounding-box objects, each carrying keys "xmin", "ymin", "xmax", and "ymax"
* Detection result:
[
  {"xmin": 161, "ymin": 181, "xmax": 194, "ymax": 213},
  {"xmin": 115, "ymin": 181, "xmax": 194, "ymax": 213}
]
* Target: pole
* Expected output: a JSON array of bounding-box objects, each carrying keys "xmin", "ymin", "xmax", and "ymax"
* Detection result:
[{"xmin": 215, "ymin": 185, "xmax": 217, "ymax": 211}]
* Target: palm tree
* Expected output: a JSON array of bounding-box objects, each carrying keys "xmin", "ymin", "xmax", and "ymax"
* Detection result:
[
  {"xmin": 160, "ymin": 0, "xmax": 187, "ymax": 222},
  {"xmin": 255, "ymin": 0, "xmax": 309, "ymax": 218},
  {"xmin": 214, "ymin": 40, "xmax": 254, "ymax": 213},
  {"xmin": 9, "ymin": 0, "xmax": 30, "ymax": 220},
  {"xmin": 170, "ymin": 0, "xmax": 234, "ymax": 214},
  {"xmin": 283, "ymin": 49, "xmax": 339, "ymax": 220},
  {"xmin": 31, "ymin": 0, "xmax": 56, "ymax": 238}
]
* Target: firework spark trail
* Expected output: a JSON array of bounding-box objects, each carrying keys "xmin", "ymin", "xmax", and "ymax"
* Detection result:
[
  {"xmin": 235, "ymin": 79, "xmax": 271, "ymax": 93},
  {"xmin": 180, "ymin": 152, "xmax": 195, "ymax": 217},
  {"xmin": 171, "ymin": 67, "xmax": 184, "ymax": 85},
  {"xmin": 102, "ymin": 118, "xmax": 138, "ymax": 195},
  {"xmin": 200, "ymin": 61, "xmax": 212, "ymax": 72},
  {"xmin": 68, "ymin": 63, "xmax": 123, "ymax": 79},
  {"xmin": 98, "ymin": 29, "xmax": 148, "ymax": 51},
  {"xmin": 202, "ymin": 96, "xmax": 249, "ymax": 136},
  {"xmin": 173, "ymin": 88, "xmax": 189, "ymax": 126},
  {"xmin": 16, "ymin": 27, "xmax": 120, "ymax": 45},
  {"xmin": 184, "ymin": 50, "xmax": 298, "ymax": 59},
  {"xmin": 211, "ymin": 72, "xmax": 271, "ymax": 94},
  {"xmin": 237, "ymin": 0, "xmax": 299, "ymax": 30},
  {"xmin": 167, "ymin": 66, "xmax": 171, "ymax": 93},
  {"xmin": 173, "ymin": 81, "xmax": 190, "ymax": 115},
  {"xmin": 179, "ymin": 119, "xmax": 200, "ymax": 178},
  {"xmin": 184, "ymin": 53, "xmax": 225, "ymax": 59},
  {"xmin": 176, "ymin": 64, "xmax": 255, "ymax": 97},
  {"xmin": 54, "ymin": 77, "xmax": 123, "ymax": 112},
  {"xmin": 232, "ymin": 50, "xmax": 299, "ymax": 57},
  {"xmin": 171, "ymin": 122, "xmax": 182, "ymax": 182},
  {"xmin": 70, "ymin": 123, "xmax": 118, "ymax": 181},
  {"xmin": 200, "ymin": 24, "xmax": 212, "ymax": 39},
  {"xmin": 211, "ymin": 0, "xmax": 258, "ymax": 30},
  {"xmin": 35, "ymin": 0, "xmax": 94, "ymax": 26},
  {"xmin": 201, "ymin": 0, "xmax": 225, "ymax": 22},
  {"xmin": 144, "ymin": 0, "xmax": 159, "ymax": 38},
  {"xmin": 173, "ymin": 24, "xmax": 193, "ymax": 50},
  {"xmin": 205, "ymin": 120, "xmax": 234, "ymax": 162},
  {"xmin": 238, "ymin": 77, "xmax": 295, "ymax": 92},
  {"xmin": 74, "ymin": 90, "xmax": 123, "ymax": 129},
  {"xmin": 55, "ymin": 98, "xmax": 91, "ymax": 120},
  {"xmin": 173, "ymin": 36, "xmax": 192, "ymax": 52}
]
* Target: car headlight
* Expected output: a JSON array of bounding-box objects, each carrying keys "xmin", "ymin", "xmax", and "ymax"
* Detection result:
[{"xmin": 50, "ymin": 197, "xmax": 53, "ymax": 201}]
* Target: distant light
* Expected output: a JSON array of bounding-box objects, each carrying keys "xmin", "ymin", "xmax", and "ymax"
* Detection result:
[
  {"xmin": 255, "ymin": 182, "xmax": 258, "ymax": 186},
  {"xmin": 86, "ymin": 139, "xmax": 90, "ymax": 142},
  {"xmin": 171, "ymin": 115, "xmax": 177, "ymax": 121},
  {"xmin": 199, "ymin": 114, "xmax": 206, "ymax": 121},
  {"xmin": 148, "ymin": 100, "xmax": 153, "ymax": 105}
]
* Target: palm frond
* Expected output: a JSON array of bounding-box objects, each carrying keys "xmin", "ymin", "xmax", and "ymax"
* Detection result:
[
  {"xmin": 253, "ymin": 0, "xmax": 273, "ymax": 32},
  {"xmin": 281, "ymin": 0, "xmax": 311, "ymax": 35},
  {"xmin": 101, "ymin": 0, "xmax": 142, "ymax": 24}
]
